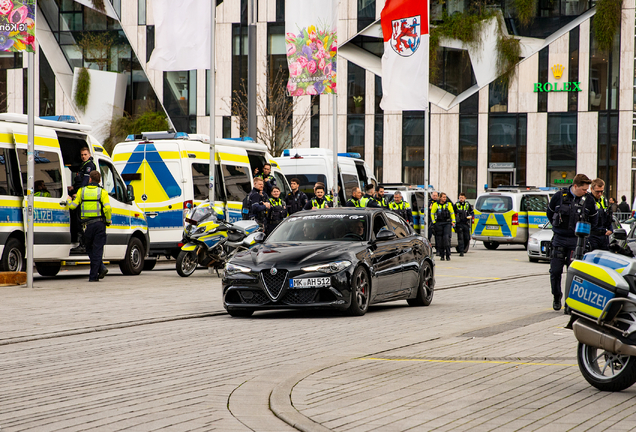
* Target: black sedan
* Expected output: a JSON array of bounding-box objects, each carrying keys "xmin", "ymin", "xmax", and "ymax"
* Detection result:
[{"xmin": 222, "ymin": 208, "xmax": 435, "ymax": 317}]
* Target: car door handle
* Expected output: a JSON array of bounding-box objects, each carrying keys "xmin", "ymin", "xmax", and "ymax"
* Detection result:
[
  {"xmin": 59, "ymin": 200, "xmax": 68, "ymax": 206},
  {"xmin": 145, "ymin": 212, "xmax": 159, "ymax": 218}
]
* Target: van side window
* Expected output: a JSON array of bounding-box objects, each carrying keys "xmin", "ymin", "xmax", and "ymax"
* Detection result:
[
  {"xmin": 191, "ymin": 163, "xmax": 224, "ymax": 202},
  {"xmin": 0, "ymin": 148, "xmax": 22, "ymax": 196},
  {"xmin": 342, "ymin": 174, "xmax": 358, "ymax": 200},
  {"xmin": 521, "ymin": 195, "xmax": 549, "ymax": 212},
  {"xmin": 222, "ymin": 165, "xmax": 251, "ymax": 202},
  {"xmin": 99, "ymin": 161, "xmax": 127, "ymax": 202},
  {"xmin": 17, "ymin": 149, "xmax": 63, "ymax": 198},
  {"xmin": 273, "ymin": 171, "xmax": 289, "ymax": 196}
]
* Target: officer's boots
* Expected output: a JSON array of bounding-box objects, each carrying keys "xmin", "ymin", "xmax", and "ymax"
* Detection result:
[{"xmin": 553, "ymin": 293, "xmax": 562, "ymax": 311}]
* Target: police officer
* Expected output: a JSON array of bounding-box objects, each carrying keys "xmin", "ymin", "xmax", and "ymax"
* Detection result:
[
  {"xmin": 285, "ymin": 177, "xmax": 308, "ymax": 215},
  {"xmin": 266, "ymin": 186, "xmax": 287, "ymax": 235},
  {"xmin": 69, "ymin": 147, "xmax": 97, "ymax": 246},
  {"xmin": 247, "ymin": 177, "xmax": 270, "ymax": 227},
  {"xmin": 427, "ymin": 191, "xmax": 440, "ymax": 247},
  {"xmin": 304, "ymin": 184, "xmax": 332, "ymax": 209},
  {"xmin": 347, "ymin": 187, "xmax": 379, "ymax": 208},
  {"xmin": 254, "ymin": 163, "xmax": 276, "ymax": 195},
  {"xmin": 547, "ymin": 174, "xmax": 598, "ymax": 311},
  {"xmin": 431, "ymin": 192, "xmax": 455, "ymax": 261},
  {"xmin": 67, "ymin": 170, "xmax": 112, "ymax": 282},
  {"xmin": 589, "ymin": 178, "xmax": 612, "ymax": 251},
  {"xmin": 389, "ymin": 191, "xmax": 413, "ymax": 225},
  {"xmin": 34, "ymin": 180, "xmax": 51, "ymax": 197},
  {"xmin": 363, "ymin": 184, "xmax": 380, "ymax": 207},
  {"xmin": 375, "ymin": 186, "xmax": 388, "ymax": 208},
  {"xmin": 454, "ymin": 192, "xmax": 473, "ymax": 257}
]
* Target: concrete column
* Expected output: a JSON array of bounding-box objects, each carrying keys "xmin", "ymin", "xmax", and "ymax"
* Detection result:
[
  {"xmin": 364, "ymin": 70, "xmax": 375, "ymax": 167},
  {"xmin": 429, "ymin": 108, "xmax": 441, "ymax": 189},
  {"xmin": 383, "ymin": 113, "xmax": 402, "ymax": 183},
  {"xmin": 477, "ymin": 87, "xmax": 489, "ymax": 193},
  {"xmin": 517, "ymin": 52, "xmax": 538, "ymax": 113},
  {"xmin": 547, "ymin": 32, "xmax": 569, "ymax": 112},
  {"xmin": 439, "ymin": 112, "xmax": 459, "ymax": 196},
  {"xmin": 577, "ymin": 111, "xmax": 598, "ymax": 178},
  {"xmin": 526, "ymin": 113, "xmax": 547, "ymax": 187},
  {"xmin": 618, "ymin": 6, "xmax": 635, "ymax": 112},
  {"xmin": 617, "ymin": 111, "xmax": 632, "ymax": 202},
  {"xmin": 578, "ymin": 19, "xmax": 590, "ymax": 112}
]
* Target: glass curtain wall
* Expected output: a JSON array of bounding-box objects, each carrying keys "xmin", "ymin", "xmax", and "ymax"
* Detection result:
[
  {"xmin": 310, "ymin": 96, "xmax": 320, "ymax": 148},
  {"xmin": 568, "ymin": 27, "xmax": 579, "ymax": 111},
  {"xmin": 232, "ymin": 23, "xmax": 248, "ymax": 134},
  {"xmin": 163, "ymin": 71, "xmax": 196, "ymax": 133},
  {"xmin": 268, "ymin": 23, "xmax": 291, "ymax": 147},
  {"xmin": 589, "ymin": 18, "xmax": 620, "ymax": 111},
  {"xmin": 39, "ymin": 51, "xmax": 56, "ymax": 117},
  {"xmin": 489, "ymin": 79, "xmax": 508, "ymax": 112},
  {"xmin": 488, "ymin": 114, "xmax": 527, "ymax": 186},
  {"xmin": 374, "ymin": 75, "xmax": 383, "ymax": 182},
  {"xmin": 402, "ymin": 111, "xmax": 425, "ymax": 185},
  {"xmin": 538, "ymin": 47, "xmax": 548, "ymax": 112},
  {"xmin": 0, "ymin": 53, "xmax": 21, "ymax": 113},
  {"xmin": 357, "ymin": 0, "xmax": 376, "ymax": 32},
  {"xmin": 546, "ymin": 113, "xmax": 577, "ymax": 187},
  {"xmin": 347, "ymin": 62, "xmax": 365, "ymax": 155},
  {"xmin": 431, "ymin": 48, "xmax": 476, "ymax": 96},
  {"xmin": 598, "ymin": 112, "xmax": 619, "ymax": 197},
  {"xmin": 459, "ymin": 93, "xmax": 478, "ymax": 198},
  {"xmin": 501, "ymin": 0, "xmax": 590, "ymax": 38}
]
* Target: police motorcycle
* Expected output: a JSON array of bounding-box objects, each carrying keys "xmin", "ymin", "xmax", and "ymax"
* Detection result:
[
  {"xmin": 176, "ymin": 201, "xmax": 261, "ymax": 277},
  {"xmin": 563, "ymin": 220, "xmax": 636, "ymax": 391}
]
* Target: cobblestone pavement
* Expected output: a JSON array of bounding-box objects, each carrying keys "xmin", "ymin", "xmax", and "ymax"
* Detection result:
[{"xmin": 2, "ymin": 245, "xmax": 635, "ymax": 431}]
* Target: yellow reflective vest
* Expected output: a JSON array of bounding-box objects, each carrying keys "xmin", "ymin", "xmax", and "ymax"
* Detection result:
[
  {"xmin": 431, "ymin": 202, "xmax": 456, "ymax": 224},
  {"xmin": 68, "ymin": 184, "xmax": 112, "ymax": 223}
]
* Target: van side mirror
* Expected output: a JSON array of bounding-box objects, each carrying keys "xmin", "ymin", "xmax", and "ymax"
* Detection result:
[{"xmin": 127, "ymin": 184, "xmax": 135, "ymax": 202}]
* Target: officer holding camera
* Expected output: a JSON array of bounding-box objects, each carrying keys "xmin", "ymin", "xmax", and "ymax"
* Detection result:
[{"xmin": 546, "ymin": 174, "xmax": 598, "ymax": 311}]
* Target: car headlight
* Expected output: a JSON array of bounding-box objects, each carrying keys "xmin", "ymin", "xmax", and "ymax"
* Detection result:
[
  {"xmin": 301, "ymin": 260, "xmax": 352, "ymax": 274},
  {"xmin": 528, "ymin": 237, "xmax": 539, "ymax": 245},
  {"xmin": 225, "ymin": 263, "xmax": 252, "ymax": 275}
]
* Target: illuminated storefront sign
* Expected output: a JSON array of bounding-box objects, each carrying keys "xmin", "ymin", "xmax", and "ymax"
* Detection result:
[{"xmin": 533, "ymin": 64, "xmax": 582, "ymax": 93}]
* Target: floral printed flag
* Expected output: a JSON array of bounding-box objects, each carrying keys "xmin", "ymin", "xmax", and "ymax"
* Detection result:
[
  {"xmin": 285, "ymin": 0, "xmax": 338, "ymax": 96},
  {"xmin": 0, "ymin": 0, "xmax": 36, "ymax": 53},
  {"xmin": 380, "ymin": 0, "xmax": 429, "ymax": 111}
]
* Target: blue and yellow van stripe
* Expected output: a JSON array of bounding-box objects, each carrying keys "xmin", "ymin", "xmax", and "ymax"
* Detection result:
[{"xmin": 472, "ymin": 211, "xmax": 515, "ymax": 238}]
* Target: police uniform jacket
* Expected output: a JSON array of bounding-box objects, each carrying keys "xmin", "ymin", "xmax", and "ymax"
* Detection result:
[
  {"xmin": 285, "ymin": 190, "xmax": 308, "ymax": 215},
  {"xmin": 68, "ymin": 184, "xmax": 112, "ymax": 224},
  {"xmin": 304, "ymin": 196, "xmax": 332, "ymax": 210},
  {"xmin": 547, "ymin": 187, "xmax": 598, "ymax": 238},
  {"xmin": 375, "ymin": 196, "xmax": 388, "ymax": 208},
  {"xmin": 592, "ymin": 196, "xmax": 613, "ymax": 235},
  {"xmin": 431, "ymin": 202, "xmax": 456, "ymax": 224},
  {"xmin": 362, "ymin": 194, "xmax": 380, "ymax": 208},
  {"xmin": 71, "ymin": 157, "xmax": 96, "ymax": 195},
  {"xmin": 268, "ymin": 197, "xmax": 287, "ymax": 223},
  {"xmin": 256, "ymin": 173, "xmax": 276, "ymax": 195},
  {"xmin": 248, "ymin": 188, "xmax": 269, "ymax": 221},
  {"xmin": 389, "ymin": 201, "xmax": 413, "ymax": 224},
  {"xmin": 455, "ymin": 201, "xmax": 473, "ymax": 225}
]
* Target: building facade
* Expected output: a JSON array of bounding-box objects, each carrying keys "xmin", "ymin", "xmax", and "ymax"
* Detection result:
[{"xmin": 1, "ymin": 0, "xmax": 635, "ymax": 202}]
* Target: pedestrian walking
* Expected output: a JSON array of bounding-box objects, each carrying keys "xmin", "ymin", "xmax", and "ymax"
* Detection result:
[
  {"xmin": 454, "ymin": 192, "xmax": 473, "ymax": 256},
  {"xmin": 285, "ymin": 178, "xmax": 308, "ymax": 215},
  {"xmin": 431, "ymin": 192, "xmax": 455, "ymax": 261},
  {"xmin": 546, "ymin": 174, "xmax": 598, "ymax": 311},
  {"xmin": 67, "ymin": 170, "xmax": 112, "ymax": 282}
]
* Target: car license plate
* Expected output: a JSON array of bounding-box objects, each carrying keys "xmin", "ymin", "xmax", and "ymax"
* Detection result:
[
  {"xmin": 486, "ymin": 225, "xmax": 499, "ymax": 230},
  {"xmin": 290, "ymin": 277, "xmax": 330, "ymax": 288}
]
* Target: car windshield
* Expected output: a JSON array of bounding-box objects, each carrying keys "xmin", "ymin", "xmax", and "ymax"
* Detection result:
[{"xmin": 266, "ymin": 213, "xmax": 368, "ymax": 242}]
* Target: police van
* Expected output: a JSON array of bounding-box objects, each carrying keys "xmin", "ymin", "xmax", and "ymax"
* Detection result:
[
  {"xmin": 0, "ymin": 114, "xmax": 149, "ymax": 276},
  {"xmin": 111, "ymin": 133, "xmax": 289, "ymax": 265},
  {"xmin": 472, "ymin": 186, "xmax": 551, "ymax": 249},
  {"xmin": 275, "ymin": 148, "xmax": 376, "ymax": 202}
]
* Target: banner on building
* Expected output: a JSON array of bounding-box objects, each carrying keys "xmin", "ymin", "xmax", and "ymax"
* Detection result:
[
  {"xmin": 0, "ymin": 0, "xmax": 35, "ymax": 52},
  {"xmin": 147, "ymin": 0, "xmax": 211, "ymax": 71},
  {"xmin": 380, "ymin": 0, "xmax": 429, "ymax": 111},
  {"xmin": 285, "ymin": 0, "xmax": 338, "ymax": 96}
]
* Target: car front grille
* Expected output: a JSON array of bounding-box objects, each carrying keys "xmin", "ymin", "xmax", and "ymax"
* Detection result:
[
  {"xmin": 238, "ymin": 290, "xmax": 269, "ymax": 304},
  {"xmin": 282, "ymin": 289, "xmax": 318, "ymax": 304},
  {"xmin": 261, "ymin": 269, "xmax": 288, "ymax": 299}
]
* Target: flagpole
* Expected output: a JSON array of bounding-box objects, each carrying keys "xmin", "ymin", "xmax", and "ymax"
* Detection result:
[
  {"xmin": 332, "ymin": 94, "xmax": 338, "ymax": 206},
  {"xmin": 27, "ymin": 51, "xmax": 34, "ymax": 288},
  {"xmin": 209, "ymin": 0, "xmax": 216, "ymax": 206},
  {"xmin": 423, "ymin": 105, "xmax": 429, "ymax": 237}
]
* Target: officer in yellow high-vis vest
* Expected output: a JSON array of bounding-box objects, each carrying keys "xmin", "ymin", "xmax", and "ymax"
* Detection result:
[{"xmin": 68, "ymin": 170, "xmax": 112, "ymax": 282}]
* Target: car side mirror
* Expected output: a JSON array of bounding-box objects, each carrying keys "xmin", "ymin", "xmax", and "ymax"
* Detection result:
[
  {"xmin": 376, "ymin": 229, "xmax": 396, "ymax": 241},
  {"xmin": 614, "ymin": 229, "xmax": 627, "ymax": 240},
  {"xmin": 243, "ymin": 231, "xmax": 265, "ymax": 247},
  {"xmin": 127, "ymin": 184, "xmax": 135, "ymax": 202}
]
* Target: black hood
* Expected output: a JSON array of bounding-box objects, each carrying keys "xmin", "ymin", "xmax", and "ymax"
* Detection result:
[{"xmin": 234, "ymin": 241, "xmax": 358, "ymax": 268}]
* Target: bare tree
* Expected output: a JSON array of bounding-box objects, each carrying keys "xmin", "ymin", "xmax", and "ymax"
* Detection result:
[
  {"xmin": 230, "ymin": 67, "xmax": 311, "ymax": 157},
  {"xmin": 77, "ymin": 32, "xmax": 115, "ymax": 71}
]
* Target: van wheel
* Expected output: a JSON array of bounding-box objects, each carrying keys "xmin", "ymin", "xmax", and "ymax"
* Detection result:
[
  {"xmin": 35, "ymin": 262, "xmax": 61, "ymax": 277},
  {"xmin": 484, "ymin": 241, "xmax": 499, "ymax": 250},
  {"xmin": 119, "ymin": 238, "xmax": 144, "ymax": 275},
  {"xmin": 143, "ymin": 258, "xmax": 157, "ymax": 271},
  {"xmin": 1, "ymin": 238, "xmax": 25, "ymax": 272}
]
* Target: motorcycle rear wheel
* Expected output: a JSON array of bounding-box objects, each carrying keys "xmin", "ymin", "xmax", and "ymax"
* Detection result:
[
  {"xmin": 176, "ymin": 250, "xmax": 198, "ymax": 277},
  {"xmin": 577, "ymin": 342, "xmax": 636, "ymax": 391}
]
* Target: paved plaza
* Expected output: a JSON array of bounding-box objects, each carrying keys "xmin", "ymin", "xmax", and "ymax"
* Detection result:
[{"xmin": 2, "ymin": 244, "xmax": 636, "ymax": 431}]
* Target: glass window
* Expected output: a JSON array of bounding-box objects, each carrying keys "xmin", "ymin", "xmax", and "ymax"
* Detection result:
[
  {"xmin": 459, "ymin": 116, "xmax": 478, "ymax": 199},
  {"xmin": 460, "ymin": 93, "xmax": 478, "ymax": 114},
  {"xmin": 347, "ymin": 115, "xmax": 365, "ymax": 157},
  {"xmin": 223, "ymin": 116, "xmax": 231, "ymax": 138},
  {"xmin": 590, "ymin": 17, "xmax": 620, "ymax": 111},
  {"xmin": 489, "ymin": 79, "xmax": 508, "ymax": 113},
  {"xmin": 232, "ymin": 24, "xmax": 248, "ymax": 128},
  {"xmin": 146, "ymin": 25, "xmax": 155, "ymax": 63},
  {"xmin": 39, "ymin": 51, "xmax": 56, "ymax": 117},
  {"xmin": 0, "ymin": 148, "xmax": 22, "ymax": 196},
  {"xmin": 0, "ymin": 52, "xmax": 21, "ymax": 69},
  {"xmin": 310, "ymin": 96, "xmax": 320, "ymax": 148},
  {"xmin": 385, "ymin": 211, "xmax": 409, "ymax": 238},
  {"xmin": 374, "ymin": 75, "xmax": 383, "ymax": 182},
  {"xmin": 431, "ymin": 48, "xmax": 476, "ymax": 96},
  {"xmin": 402, "ymin": 111, "xmax": 425, "ymax": 185},
  {"xmin": 163, "ymin": 70, "xmax": 196, "ymax": 132},
  {"xmin": 99, "ymin": 160, "xmax": 127, "ymax": 202},
  {"xmin": 568, "ymin": 27, "xmax": 579, "ymax": 111},
  {"xmin": 475, "ymin": 195, "xmax": 513, "ymax": 213},
  {"xmin": 598, "ymin": 112, "xmax": 619, "ymax": 197},
  {"xmin": 222, "ymin": 164, "xmax": 251, "ymax": 202},
  {"xmin": 17, "ymin": 149, "xmax": 63, "ymax": 198},
  {"xmin": 357, "ymin": 0, "xmax": 376, "ymax": 32},
  {"xmin": 521, "ymin": 195, "xmax": 549, "ymax": 212},
  {"xmin": 538, "ymin": 47, "xmax": 548, "ymax": 112},
  {"xmin": 342, "ymin": 174, "xmax": 359, "ymax": 200},
  {"xmin": 284, "ymin": 174, "xmax": 327, "ymax": 200},
  {"xmin": 348, "ymin": 62, "xmax": 366, "ymax": 114},
  {"xmin": 488, "ymin": 114, "xmax": 527, "ymax": 186},
  {"xmin": 273, "ymin": 171, "xmax": 290, "ymax": 196},
  {"xmin": 0, "ymin": 69, "xmax": 6, "ymax": 114},
  {"xmin": 138, "ymin": 0, "xmax": 146, "ymax": 25},
  {"xmin": 191, "ymin": 163, "xmax": 224, "ymax": 202},
  {"xmin": 547, "ymin": 113, "xmax": 577, "ymax": 187}
]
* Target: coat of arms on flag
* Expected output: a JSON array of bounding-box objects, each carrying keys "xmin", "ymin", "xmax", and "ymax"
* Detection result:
[{"xmin": 390, "ymin": 16, "xmax": 421, "ymax": 57}]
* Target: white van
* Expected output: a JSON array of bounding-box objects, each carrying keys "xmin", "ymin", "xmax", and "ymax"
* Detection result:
[
  {"xmin": 111, "ymin": 133, "xmax": 290, "ymax": 263},
  {"xmin": 275, "ymin": 148, "xmax": 376, "ymax": 201},
  {"xmin": 0, "ymin": 113, "xmax": 149, "ymax": 276}
]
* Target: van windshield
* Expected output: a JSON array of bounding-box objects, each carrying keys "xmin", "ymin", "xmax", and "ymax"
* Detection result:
[
  {"xmin": 285, "ymin": 174, "xmax": 327, "ymax": 199},
  {"xmin": 475, "ymin": 195, "xmax": 513, "ymax": 213}
]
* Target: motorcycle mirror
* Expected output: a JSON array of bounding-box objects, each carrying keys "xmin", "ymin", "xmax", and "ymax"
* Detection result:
[
  {"xmin": 613, "ymin": 228, "xmax": 627, "ymax": 240},
  {"xmin": 253, "ymin": 232, "xmax": 266, "ymax": 243}
]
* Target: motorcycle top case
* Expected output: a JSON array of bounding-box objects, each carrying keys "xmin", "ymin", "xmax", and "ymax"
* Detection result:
[{"xmin": 565, "ymin": 251, "xmax": 631, "ymax": 320}]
